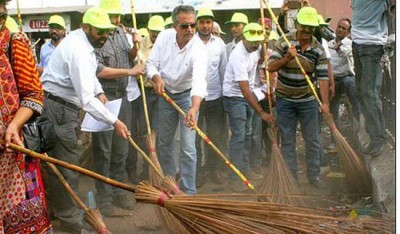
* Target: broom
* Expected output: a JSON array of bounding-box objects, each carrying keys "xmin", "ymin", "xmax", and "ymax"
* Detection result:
[
  {"xmin": 2, "ymin": 141, "xmax": 393, "ymax": 233},
  {"xmin": 262, "ymin": 0, "xmax": 371, "ymax": 194},
  {"xmin": 135, "ymin": 181, "xmax": 394, "ymax": 234},
  {"xmin": 257, "ymin": 0, "xmax": 303, "ymax": 206},
  {"xmin": 44, "ymin": 154, "xmax": 111, "ymax": 234},
  {"xmin": 129, "ymin": 2, "xmax": 187, "ymax": 232},
  {"xmin": 161, "ymin": 92, "xmax": 258, "ymax": 193}
]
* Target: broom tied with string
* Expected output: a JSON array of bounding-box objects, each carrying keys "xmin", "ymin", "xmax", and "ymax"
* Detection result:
[
  {"xmin": 262, "ymin": 0, "xmax": 371, "ymax": 194},
  {"xmin": 2, "ymin": 141, "xmax": 393, "ymax": 234},
  {"xmin": 257, "ymin": 0, "xmax": 303, "ymax": 206},
  {"xmin": 129, "ymin": 2, "xmax": 187, "ymax": 233},
  {"xmin": 44, "ymin": 154, "xmax": 111, "ymax": 234}
]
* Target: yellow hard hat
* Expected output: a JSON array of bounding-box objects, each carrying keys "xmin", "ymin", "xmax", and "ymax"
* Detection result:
[
  {"xmin": 317, "ymin": 14, "xmax": 329, "ymax": 26},
  {"xmin": 138, "ymin": 28, "xmax": 149, "ymax": 37},
  {"xmin": 83, "ymin": 7, "xmax": 116, "ymax": 29},
  {"xmin": 48, "ymin": 15, "xmax": 66, "ymax": 29},
  {"xmin": 5, "ymin": 16, "xmax": 19, "ymax": 33},
  {"xmin": 243, "ymin": 22, "xmax": 264, "ymax": 42},
  {"xmin": 98, "ymin": 0, "xmax": 122, "ymax": 15},
  {"xmin": 296, "ymin": 7, "xmax": 319, "ymax": 27},
  {"xmin": 164, "ymin": 16, "xmax": 173, "ymax": 27},
  {"xmin": 196, "ymin": 8, "xmax": 214, "ymax": 20},
  {"xmin": 148, "ymin": 15, "xmax": 165, "ymax": 32},
  {"xmin": 225, "ymin": 12, "xmax": 248, "ymax": 25}
]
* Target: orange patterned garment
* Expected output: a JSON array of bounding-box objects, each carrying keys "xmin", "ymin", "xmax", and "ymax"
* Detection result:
[{"xmin": 0, "ymin": 28, "xmax": 51, "ymax": 234}]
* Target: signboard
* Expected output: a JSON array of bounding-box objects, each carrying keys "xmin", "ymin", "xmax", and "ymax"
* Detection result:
[{"xmin": 21, "ymin": 14, "xmax": 71, "ymax": 32}]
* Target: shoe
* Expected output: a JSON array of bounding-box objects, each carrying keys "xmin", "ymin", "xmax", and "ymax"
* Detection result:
[
  {"xmin": 60, "ymin": 221, "xmax": 93, "ymax": 234},
  {"xmin": 309, "ymin": 177, "xmax": 328, "ymax": 189},
  {"xmin": 113, "ymin": 194, "xmax": 135, "ymax": 210},
  {"xmin": 246, "ymin": 171, "xmax": 263, "ymax": 180},
  {"xmin": 209, "ymin": 170, "xmax": 224, "ymax": 184},
  {"xmin": 98, "ymin": 202, "xmax": 115, "ymax": 217},
  {"xmin": 196, "ymin": 171, "xmax": 207, "ymax": 188},
  {"xmin": 252, "ymin": 165, "xmax": 264, "ymax": 175},
  {"xmin": 228, "ymin": 180, "xmax": 247, "ymax": 193},
  {"xmin": 366, "ymin": 142, "xmax": 386, "ymax": 157}
]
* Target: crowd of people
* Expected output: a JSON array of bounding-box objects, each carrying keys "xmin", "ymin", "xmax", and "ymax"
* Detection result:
[{"xmin": 0, "ymin": 0, "xmax": 392, "ymax": 233}]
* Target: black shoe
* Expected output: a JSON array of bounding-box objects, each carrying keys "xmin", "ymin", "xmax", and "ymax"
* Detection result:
[
  {"xmin": 98, "ymin": 202, "xmax": 115, "ymax": 217},
  {"xmin": 309, "ymin": 177, "xmax": 328, "ymax": 189},
  {"xmin": 196, "ymin": 171, "xmax": 207, "ymax": 188},
  {"xmin": 367, "ymin": 142, "xmax": 386, "ymax": 157},
  {"xmin": 60, "ymin": 221, "xmax": 86, "ymax": 234},
  {"xmin": 113, "ymin": 194, "xmax": 135, "ymax": 210}
]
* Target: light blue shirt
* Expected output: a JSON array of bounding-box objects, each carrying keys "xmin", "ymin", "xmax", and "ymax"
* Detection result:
[
  {"xmin": 38, "ymin": 41, "xmax": 56, "ymax": 68},
  {"xmin": 351, "ymin": 0, "xmax": 388, "ymax": 45}
]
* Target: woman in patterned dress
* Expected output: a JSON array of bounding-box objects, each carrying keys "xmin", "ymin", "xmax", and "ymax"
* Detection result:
[{"xmin": 0, "ymin": 0, "xmax": 52, "ymax": 233}]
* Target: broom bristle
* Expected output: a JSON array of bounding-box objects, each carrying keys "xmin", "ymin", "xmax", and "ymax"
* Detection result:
[
  {"xmin": 85, "ymin": 209, "xmax": 111, "ymax": 234},
  {"xmin": 135, "ymin": 182, "xmax": 394, "ymax": 234},
  {"xmin": 324, "ymin": 114, "xmax": 372, "ymax": 194},
  {"xmin": 259, "ymin": 128, "xmax": 305, "ymax": 206}
]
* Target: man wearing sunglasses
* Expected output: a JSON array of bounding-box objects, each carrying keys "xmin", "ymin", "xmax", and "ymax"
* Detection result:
[
  {"xmin": 193, "ymin": 8, "xmax": 228, "ymax": 187},
  {"xmin": 268, "ymin": 7, "xmax": 330, "ymax": 189},
  {"xmin": 146, "ymin": 5, "xmax": 208, "ymax": 194},
  {"xmin": 41, "ymin": 7, "xmax": 130, "ymax": 233},
  {"xmin": 93, "ymin": 0, "xmax": 144, "ymax": 217},
  {"xmin": 223, "ymin": 23, "xmax": 274, "ymax": 192},
  {"xmin": 37, "ymin": 15, "xmax": 66, "ymax": 76}
]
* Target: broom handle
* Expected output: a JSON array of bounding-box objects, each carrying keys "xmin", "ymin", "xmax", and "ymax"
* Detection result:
[
  {"xmin": 162, "ymin": 93, "xmax": 257, "ymax": 193},
  {"xmin": 130, "ymin": 0, "xmax": 152, "ymax": 135},
  {"xmin": 258, "ymin": 0, "xmax": 274, "ymax": 114},
  {"xmin": 262, "ymin": 0, "xmax": 323, "ymax": 107},
  {"xmin": 44, "ymin": 154, "xmax": 89, "ymax": 213},
  {"xmin": 0, "ymin": 140, "xmax": 136, "ymax": 193},
  {"xmin": 128, "ymin": 136, "xmax": 164, "ymax": 178}
]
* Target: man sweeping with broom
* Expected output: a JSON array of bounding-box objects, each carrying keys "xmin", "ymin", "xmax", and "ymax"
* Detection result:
[{"xmin": 268, "ymin": 7, "xmax": 330, "ymax": 189}]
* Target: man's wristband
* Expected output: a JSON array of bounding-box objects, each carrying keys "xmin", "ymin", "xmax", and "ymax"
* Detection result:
[{"xmin": 257, "ymin": 110, "xmax": 265, "ymax": 116}]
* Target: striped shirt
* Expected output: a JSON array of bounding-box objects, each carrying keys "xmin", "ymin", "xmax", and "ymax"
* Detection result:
[{"xmin": 269, "ymin": 32, "xmax": 328, "ymax": 102}]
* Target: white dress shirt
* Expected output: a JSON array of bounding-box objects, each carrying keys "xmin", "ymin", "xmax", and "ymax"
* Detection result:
[
  {"xmin": 195, "ymin": 33, "xmax": 227, "ymax": 101},
  {"xmin": 146, "ymin": 28, "xmax": 208, "ymax": 98},
  {"xmin": 41, "ymin": 28, "xmax": 117, "ymax": 125},
  {"xmin": 223, "ymin": 41, "xmax": 260, "ymax": 98},
  {"xmin": 125, "ymin": 32, "xmax": 141, "ymax": 102},
  {"xmin": 328, "ymin": 37, "xmax": 355, "ymax": 77}
]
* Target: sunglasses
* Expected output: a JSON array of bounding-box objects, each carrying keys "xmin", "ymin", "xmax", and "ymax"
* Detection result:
[
  {"xmin": 0, "ymin": 12, "xmax": 8, "ymax": 20},
  {"xmin": 178, "ymin": 23, "xmax": 196, "ymax": 30},
  {"xmin": 91, "ymin": 26, "xmax": 111, "ymax": 35},
  {"xmin": 245, "ymin": 30, "xmax": 263, "ymax": 36},
  {"xmin": 49, "ymin": 24, "xmax": 64, "ymax": 30}
]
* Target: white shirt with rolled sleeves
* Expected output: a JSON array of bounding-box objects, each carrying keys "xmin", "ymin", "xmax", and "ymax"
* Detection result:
[
  {"xmin": 223, "ymin": 41, "xmax": 260, "ymax": 98},
  {"xmin": 41, "ymin": 28, "xmax": 117, "ymax": 125},
  {"xmin": 146, "ymin": 28, "xmax": 208, "ymax": 98},
  {"xmin": 195, "ymin": 33, "xmax": 227, "ymax": 101}
]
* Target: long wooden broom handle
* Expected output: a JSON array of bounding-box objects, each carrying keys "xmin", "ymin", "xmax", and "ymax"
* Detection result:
[
  {"xmin": 262, "ymin": 0, "xmax": 323, "ymax": 107},
  {"xmin": 258, "ymin": 0, "xmax": 274, "ymax": 114},
  {"xmin": 0, "ymin": 140, "xmax": 136, "ymax": 193},
  {"xmin": 130, "ymin": 0, "xmax": 152, "ymax": 135},
  {"xmin": 128, "ymin": 136, "xmax": 164, "ymax": 178},
  {"xmin": 161, "ymin": 93, "xmax": 257, "ymax": 193},
  {"xmin": 44, "ymin": 153, "xmax": 89, "ymax": 212}
]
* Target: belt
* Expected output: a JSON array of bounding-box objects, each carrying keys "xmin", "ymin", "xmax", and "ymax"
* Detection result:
[
  {"xmin": 45, "ymin": 92, "xmax": 81, "ymax": 111},
  {"xmin": 106, "ymin": 90, "xmax": 127, "ymax": 98}
]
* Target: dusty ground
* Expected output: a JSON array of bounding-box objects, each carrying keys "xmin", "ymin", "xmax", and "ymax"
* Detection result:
[{"xmin": 51, "ymin": 115, "xmax": 385, "ymax": 234}]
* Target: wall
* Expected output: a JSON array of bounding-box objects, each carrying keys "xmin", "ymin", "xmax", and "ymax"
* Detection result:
[{"xmin": 311, "ymin": 0, "xmax": 353, "ymax": 31}]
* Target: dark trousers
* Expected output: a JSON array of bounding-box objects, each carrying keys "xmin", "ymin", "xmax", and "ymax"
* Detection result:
[{"xmin": 43, "ymin": 97, "xmax": 83, "ymax": 227}]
